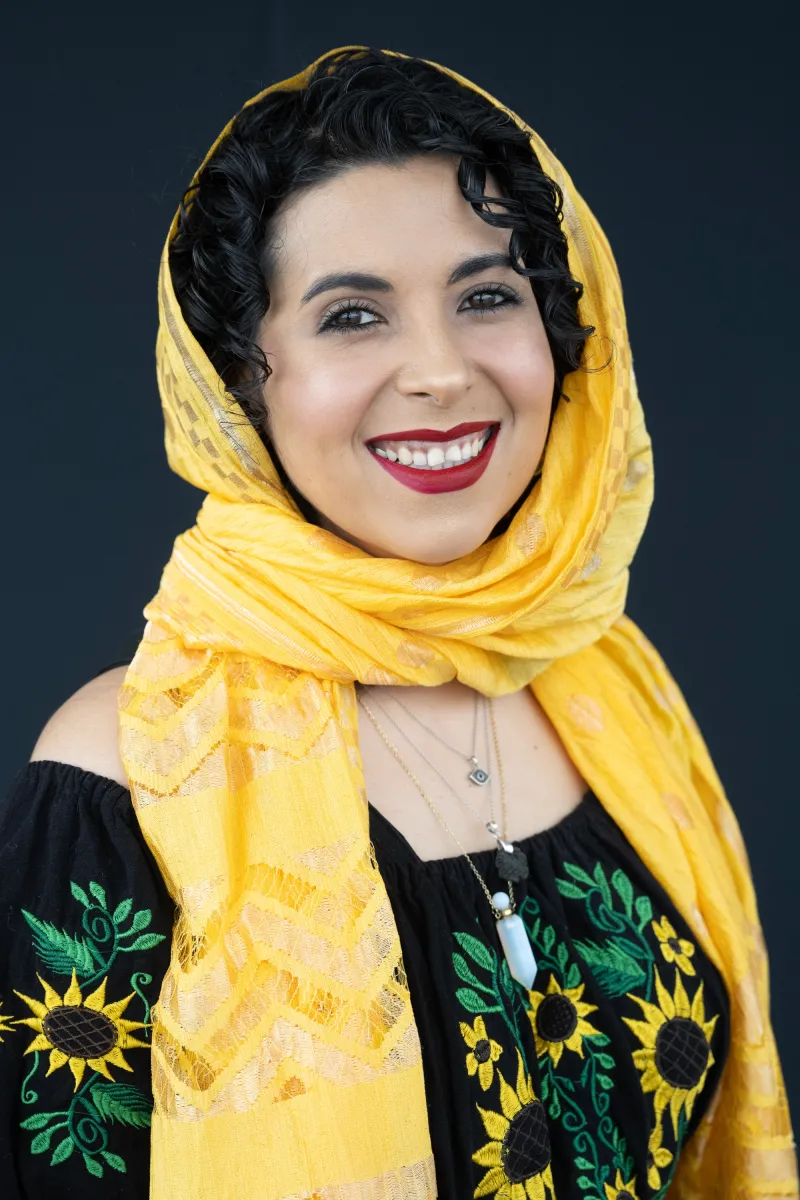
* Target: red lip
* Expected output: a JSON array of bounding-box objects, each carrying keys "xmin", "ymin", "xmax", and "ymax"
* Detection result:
[
  {"xmin": 368, "ymin": 425, "xmax": 500, "ymax": 494},
  {"xmin": 366, "ymin": 420, "xmax": 496, "ymax": 444}
]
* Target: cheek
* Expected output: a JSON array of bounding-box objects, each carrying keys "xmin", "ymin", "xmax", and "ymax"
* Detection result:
[
  {"xmin": 480, "ymin": 324, "xmax": 555, "ymax": 414},
  {"xmin": 269, "ymin": 350, "xmax": 376, "ymax": 459}
]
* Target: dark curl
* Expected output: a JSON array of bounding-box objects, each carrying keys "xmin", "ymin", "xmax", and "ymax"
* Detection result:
[{"xmin": 169, "ymin": 48, "xmax": 596, "ymax": 527}]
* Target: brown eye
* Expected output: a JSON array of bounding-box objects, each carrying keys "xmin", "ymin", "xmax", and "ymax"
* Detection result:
[{"xmin": 319, "ymin": 299, "xmax": 382, "ymax": 334}]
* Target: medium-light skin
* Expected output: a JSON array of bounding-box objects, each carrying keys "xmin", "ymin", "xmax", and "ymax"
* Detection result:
[
  {"xmin": 31, "ymin": 155, "xmax": 589, "ymax": 860},
  {"xmin": 258, "ymin": 155, "xmax": 554, "ymax": 564}
]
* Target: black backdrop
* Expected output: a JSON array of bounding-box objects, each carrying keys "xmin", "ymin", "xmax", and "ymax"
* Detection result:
[{"xmin": 3, "ymin": 0, "xmax": 797, "ymax": 1124}]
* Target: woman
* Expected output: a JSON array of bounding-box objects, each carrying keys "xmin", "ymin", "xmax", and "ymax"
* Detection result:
[{"xmin": 0, "ymin": 45, "xmax": 795, "ymax": 1200}]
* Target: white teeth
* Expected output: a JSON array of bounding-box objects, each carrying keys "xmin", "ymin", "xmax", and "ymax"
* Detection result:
[{"xmin": 369, "ymin": 425, "xmax": 495, "ymax": 470}]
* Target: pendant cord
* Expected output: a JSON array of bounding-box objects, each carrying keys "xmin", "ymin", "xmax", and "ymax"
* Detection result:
[{"xmin": 358, "ymin": 693, "xmax": 514, "ymax": 917}]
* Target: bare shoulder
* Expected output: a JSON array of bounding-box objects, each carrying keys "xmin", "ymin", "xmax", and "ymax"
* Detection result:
[{"xmin": 29, "ymin": 666, "xmax": 130, "ymax": 789}]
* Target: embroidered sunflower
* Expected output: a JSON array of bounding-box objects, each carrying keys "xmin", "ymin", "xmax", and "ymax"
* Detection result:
[
  {"xmin": 14, "ymin": 971, "xmax": 148, "ymax": 1090},
  {"xmin": 461, "ymin": 1016, "xmax": 503, "ymax": 1090},
  {"xmin": 646, "ymin": 1120, "xmax": 674, "ymax": 1190},
  {"xmin": 623, "ymin": 967, "xmax": 717, "ymax": 1138},
  {"xmin": 527, "ymin": 975, "xmax": 600, "ymax": 1067},
  {"xmin": 473, "ymin": 1048, "xmax": 554, "ymax": 1199},
  {"xmin": 652, "ymin": 916, "xmax": 696, "ymax": 976},
  {"xmin": 603, "ymin": 1168, "xmax": 640, "ymax": 1198}
]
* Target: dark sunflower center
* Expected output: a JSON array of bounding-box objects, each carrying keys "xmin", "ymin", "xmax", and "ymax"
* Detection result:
[
  {"xmin": 617, "ymin": 1192, "xmax": 635, "ymax": 1199},
  {"xmin": 655, "ymin": 1016, "xmax": 709, "ymax": 1089},
  {"xmin": 536, "ymin": 993, "xmax": 578, "ymax": 1043},
  {"xmin": 43, "ymin": 1005, "xmax": 118, "ymax": 1059},
  {"xmin": 667, "ymin": 937, "xmax": 683, "ymax": 954},
  {"xmin": 501, "ymin": 1100, "xmax": 551, "ymax": 1183},
  {"xmin": 473, "ymin": 1038, "xmax": 492, "ymax": 1064}
]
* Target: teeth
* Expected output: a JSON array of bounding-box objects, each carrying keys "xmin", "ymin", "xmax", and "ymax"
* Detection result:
[{"xmin": 369, "ymin": 426, "xmax": 494, "ymax": 470}]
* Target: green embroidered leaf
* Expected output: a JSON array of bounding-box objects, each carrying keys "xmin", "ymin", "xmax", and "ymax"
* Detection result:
[
  {"xmin": 70, "ymin": 883, "xmax": 90, "ymax": 908},
  {"xmin": 50, "ymin": 1137, "xmax": 75, "ymax": 1166},
  {"xmin": 122, "ymin": 932, "xmax": 167, "ymax": 953},
  {"xmin": 83, "ymin": 1153, "xmax": 103, "ymax": 1178},
  {"xmin": 556, "ymin": 942, "xmax": 568, "ymax": 972},
  {"xmin": 592, "ymin": 864, "xmax": 612, "ymax": 907},
  {"xmin": 573, "ymin": 938, "xmax": 646, "ymax": 997},
  {"xmin": 101, "ymin": 1151, "xmax": 127, "ymax": 1173},
  {"xmin": 539, "ymin": 1072, "xmax": 550, "ymax": 1100},
  {"xmin": 555, "ymin": 880, "xmax": 586, "ymax": 900},
  {"xmin": 542, "ymin": 926, "xmax": 555, "ymax": 955},
  {"xmin": 562, "ymin": 863, "xmax": 595, "ymax": 888},
  {"xmin": 128, "ymin": 908, "xmax": 153, "ymax": 934},
  {"xmin": 634, "ymin": 895, "xmax": 653, "ymax": 928},
  {"xmin": 21, "ymin": 1112, "xmax": 61, "ymax": 1130},
  {"xmin": 452, "ymin": 932, "xmax": 494, "ymax": 971},
  {"xmin": 588, "ymin": 1031, "xmax": 611, "ymax": 1046},
  {"xmin": 88, "ymin": 882, "xmax": 107, "ymax": 909},
  {"xmin": 90, "ymin": 1083, "xmax": 153, "ymax": 1128},
  {"xmin": 575, "ymin": 1158, "xmax": 594, "ymax": 1171},
  {"xmin": 597, "ymin": 1073, "xmax": 614, "ymax": 1090},
  {"xmin": 548, "ymin": 1091, "xmax": 561, "ymax": 1119},
  {"xmin": 560, "ymin": 1076, "xmax": 576, "ymax": 1093},
  {"xmin": 112, "ymin": 899, "xmax": 133, "ymax": 926},
  {"xmin": 455, "ymin": 988, "xmax": 492, "ymax": 1015},
  {"xmin": 594, "ymin": 1052, "xmax": 615, "ymax": 1070},
  {"xmin": 452, "ymin": 954, "xmax": 491, "ymax": 993},
  {"xmin": 611, "ymin": 869, "xmax": 634, "ymax": 917},
  {"xmin": 21, "ymin": 912, "xmax": 94, "ymax": 977},
  {"xmin": 499, "ymin": 961, "xmax": 514, "ymax": 998},
  {"xmin": 613, "ymin": 935, "xmax": 651, "ymax": 962},
  {"xmin": 31, "ymin": 1127, "xmax": 58, "ymax": 1153},
  {"xmin": 577, "ymin": 1177, "xmax": 593, "ymax": 1191},
  {"xmin": 566, "ymin": 962, "xmax": 581, "ymax": 989}
]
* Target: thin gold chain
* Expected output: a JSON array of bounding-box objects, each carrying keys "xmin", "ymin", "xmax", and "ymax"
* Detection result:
[{"xmin": 357, "ymin": 692, "xmax": 514, "ymax": 917}]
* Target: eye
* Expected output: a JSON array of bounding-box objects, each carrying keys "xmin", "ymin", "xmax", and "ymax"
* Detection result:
[
  {"xmin": 460, "ymin": 283, "xmax": 522, "ymax": 315},
  {"xmin": 318, "ymin": 299, "xmax": 382, "ymax": 335}
]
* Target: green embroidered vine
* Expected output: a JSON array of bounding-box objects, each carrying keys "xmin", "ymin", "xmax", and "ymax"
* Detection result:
[{"xmin": 14, "ymin": 878, "xmax": 165, "ymax": 1179}]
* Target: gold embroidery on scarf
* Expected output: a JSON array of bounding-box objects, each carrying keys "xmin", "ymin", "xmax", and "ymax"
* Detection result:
[{"xmin": 567, "ymin": 693, "xmax": 605, "ymax": 733}]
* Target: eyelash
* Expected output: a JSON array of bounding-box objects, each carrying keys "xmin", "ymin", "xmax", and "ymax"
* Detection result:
[{"xmin": 318, "ymin": 284, "xmax": 522, "ymax": 335}]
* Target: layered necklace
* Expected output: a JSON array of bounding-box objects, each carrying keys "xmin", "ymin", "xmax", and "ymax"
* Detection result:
[{"xmin": 356, "ymin": 687, "xmax": 538, "ymax": 989}]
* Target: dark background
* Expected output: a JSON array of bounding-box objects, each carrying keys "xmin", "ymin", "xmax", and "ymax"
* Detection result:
[{"xmin": 3, "ymin": 0, "xmax": 797, "ymax": 1121}]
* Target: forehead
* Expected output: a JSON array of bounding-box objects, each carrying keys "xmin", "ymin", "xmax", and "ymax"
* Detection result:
[{"xmin": 270, "ymin": 156, "xmax": 508, "ymax": 287}]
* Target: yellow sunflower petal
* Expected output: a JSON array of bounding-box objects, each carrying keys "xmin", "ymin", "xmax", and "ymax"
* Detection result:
[
  {"xmin": 677, "ymin": 954, "xmax": 696, "ymax": 976},
  {"xmin": 460, "ymin": 1020, "xmax": 477, "ymax": 1048},
  {"xmin": 549, "ymin": 1040, "xmax": 564, "ymax": 1067},
  {"xmin": 516, "ymin": 1050, "xmax": 534, "ymax": 1105},
  {"xmin": 83, "ymin": 978, "xmax": 107, "ymax": 1011},
  {"xmin": 472, "ymin": 1140, "xmax": 503, "ymax": 1167},
  {"xmin": 575, "ymin": 997, "xmax": 598, "ymax": 1018},
  {"xmin": 499, "ymin": 1070, "xmax": 522, "ymax": 1121},
  {"xmin": 660, "ymin": 944, "xmax": 678, "ymax": 964},
  {"xmin": 527, "ymin": 991, "xmax": 543, "ymax": 1016},
  {"xmin": 16, "ymin": 1017, "xmax": 44, "ymax": 1033},
  {"xmin": 654, "ymin": 970, "xmax": 676, "ymax": 1019},
  {"xmin": 38, "ymin": 976, "xmax": 63, "ymax": 1011},
  {"xmin": 474, "ymin": 1016, "xmax": 488, "ymax": 1041},
  {"xmin": 525, "ymin": 1174, "xmax": 547, "ymax": 1200},
  {"xmin": 100, "ymin": 992, "xmax": 135, "ymax": 1021},
  {"xmin": 654, "ymin": 1147, "xmax": 673, "ymax": 1167},
  {"xmin": 490, "ymin": 1039, "xmax": 503, "ymax": 1063},
  {"xmin": 679, "ymin": 939, "xmax": 695, "ymax": 958},
  {"xmin": 647, "ymin": 1162, "xmax": 661, "ymax": 1189},
  {"xmin": 564, "ymin": 1030, "xmax": 585, "ymax": 1058},
  {"xmin": 478, "ymin": 1059, "xmax": 494, "ymax": 1091},
  {"xmin": 69, "ymin": 1056, "xmax": 85, "ymax": 1089},
  {"xmin": 466, "ymin": 1053, "xmax": 478, "ymax": 1076},
  {"xmin": 690, "ymin": 981, "xmax": 706, "ymax": 1024},
  {"xmin": 637, "ymin": 1058, "xmax": 661, "ymax": 1094},
  {"xmin": 577, "ymin": 1016, "xmax": 601, "ymax": 1040},
  {"xmin": 668, "ymin": 1085, "xmax": 686, "ymax": 1138},
  {"xmin": 46, "ymin": 1048, "xmax": 68, "ymax": 1075},
  {"xmin": 623, "ymin": 1016, "xmax": 658, "ymax": 1048},
  {"xmin": 24, "ymin": 1032, "xmax": 52, "ymax": 1054},
  {"xmin": 474, "ymin": 1164, "xmax": 508, "ymax": 1196},
  {"xmin": 477, "ymin": 1104, "xmax": 510, "ymax": 1141},
  {"xmin": 13, "ymin": 990, "xmax": 48, "ymax": 1019},
  {"xmin": 546, "ymin": 975, "xmax": 560, "ymax": 995},
  {"xmin": 564, "ymin": 981, "xmax": 586, "ymax": 1004},
  {"xmin": 63, "ymin": 972, "xmax": 82, "ymax": 1007},
  {"xmin": 673, "ymin": 972, "xmax": 690, "ymax": 1018},
  {"xmin": 87, "ymin": 1056, "xmax": 115, "ymax": 1081},
  {"xmin": 104, "ymin": 1046, "xmax": 134, "ymax": 1072},
  {"xmin": 626, "ymin": 993, "xmax": 667, "ymax": 1030}
]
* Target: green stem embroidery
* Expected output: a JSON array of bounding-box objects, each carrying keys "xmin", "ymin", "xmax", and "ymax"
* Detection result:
[
  {"xmin": 130, "ymin": 972, "xmax": 154, "ymax": 1037},
  {"xmin": 21, "ymin": 1052, "xmax": 40, "ymax": 1104}
]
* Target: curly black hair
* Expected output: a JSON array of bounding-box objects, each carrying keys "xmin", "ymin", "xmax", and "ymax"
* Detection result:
[{"xmin": 169, "ymin": 48, "xmax": 596, "ymax": 532}]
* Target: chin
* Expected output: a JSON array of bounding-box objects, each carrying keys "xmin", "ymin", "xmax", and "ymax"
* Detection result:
[{"xmin": 376, "ymin": 526, "xmax": 497, "ymax": 564}]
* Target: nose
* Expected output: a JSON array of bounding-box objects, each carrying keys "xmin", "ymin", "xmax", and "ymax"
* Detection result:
[{"xmin": 393, "ymin": 318, "xmax": 472, "ymax": 406}]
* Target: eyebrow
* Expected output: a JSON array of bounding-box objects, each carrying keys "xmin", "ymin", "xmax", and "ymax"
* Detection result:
[{"xmin": 299, "ymin": 251, "xmax": 516, "ymax": 307}]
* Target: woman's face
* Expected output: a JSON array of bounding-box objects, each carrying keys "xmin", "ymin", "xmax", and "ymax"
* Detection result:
[{"xmin": 258, "ymin": 155, "xmax": 555, "ymax": 563}]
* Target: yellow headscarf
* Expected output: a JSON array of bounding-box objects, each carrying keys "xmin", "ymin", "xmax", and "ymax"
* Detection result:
[{"xmin": 118, "ymin": 46, "xmax": 796, "ymax": 1200}]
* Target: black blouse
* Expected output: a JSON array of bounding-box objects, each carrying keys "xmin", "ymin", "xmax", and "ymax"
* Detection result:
[{"xmin": 0, "ymin": 639, "xmax": 730, "ymax": 1200}]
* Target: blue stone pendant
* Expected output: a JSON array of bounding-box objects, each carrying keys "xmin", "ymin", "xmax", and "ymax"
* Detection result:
[
  {"xmin": 492, "ymin": 891, "xmax": 537, "ymax": 989},
  {"xmin": 468, "ymin": 757, "xmax": 490, "ymax": 786}
]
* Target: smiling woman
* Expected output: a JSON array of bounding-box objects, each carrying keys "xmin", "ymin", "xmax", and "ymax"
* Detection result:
[{"xmin": 2, "ymin": 43, "xmax": 795, "ymax": 1200}]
